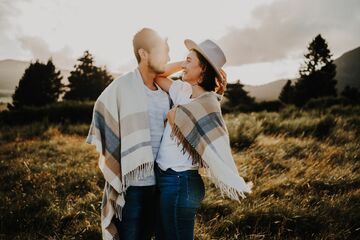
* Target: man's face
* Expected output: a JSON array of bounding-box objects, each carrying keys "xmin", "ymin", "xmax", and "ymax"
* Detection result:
[
  {"xmin": 181, "ymin": 50, "xmax": 202, "ymax": 85},
  {"xmin": 147, "ymin": 40, "xmax": 170, "ymax": 74}
]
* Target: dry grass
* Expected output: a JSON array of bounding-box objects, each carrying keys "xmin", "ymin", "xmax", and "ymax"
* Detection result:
[
  {"xmin": 0, "ymin": 105, "xmax": 359, "ymax": 239},
  {"xmin": 0, "ymin": 128, "xmax": 103, "ymax": 239}
]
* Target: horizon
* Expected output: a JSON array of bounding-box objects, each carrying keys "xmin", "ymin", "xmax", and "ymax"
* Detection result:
[{"xmin": 0, "ymin": 42, "xmax": 357, "ymax": 88}]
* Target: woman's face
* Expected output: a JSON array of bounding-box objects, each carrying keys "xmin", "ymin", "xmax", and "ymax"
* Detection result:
[{"xmin": 181, "ymin": 50, "xmax": 203, "ymax": 85}]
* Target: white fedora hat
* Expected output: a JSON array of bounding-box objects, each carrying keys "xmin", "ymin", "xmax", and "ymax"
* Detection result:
[{"xmin": 184, "ymin": 39, "xmax": 226, "ymax": 81}]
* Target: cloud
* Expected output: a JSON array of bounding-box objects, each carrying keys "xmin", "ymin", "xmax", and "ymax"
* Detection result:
[
  {"xmin": 219, "ymin": 0, "xmax": 360, "ymax": 66},
  {"xmin": 0, "ymin": 1, "xmax": 75, "ymax": 68},
  {"xmin": 0, "ymin": 1, "xmax": 19, "ymax": 29},
  {"xmin": 18, "ymin": 36, "xmax": 75, "ymax": 69}
]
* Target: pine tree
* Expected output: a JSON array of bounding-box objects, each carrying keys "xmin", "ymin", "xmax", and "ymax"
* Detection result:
[
  {"xmin": 64, "ymin": 50, "xmax": 113, "ymax": 101},
  {"xmin": 224, "ymin": 80, "xmax": 255, "ymax": 107},
  {"xmin": 293, "ymin": 34, "xmax": 337, "ymax": 106},
  {"xmin": 10, "ymin": 59, "xmax": 64, "ymax": 109},
  {"xmin": 279, "ymin": 80, "xmax": 294, "ymax": 104}
]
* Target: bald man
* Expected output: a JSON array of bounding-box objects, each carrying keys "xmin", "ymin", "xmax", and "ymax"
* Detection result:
[
  {"xmin": 87, "ymin": 28, "xmax": 170, "ymax": 240},
  {"xmin": 117, "ymin": 28, "xmax": 171, "ymax": 240}
]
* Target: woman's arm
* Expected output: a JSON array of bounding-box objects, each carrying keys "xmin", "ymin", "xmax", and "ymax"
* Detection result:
[
  {"xmin": 155, "ymin": 61, "xmax": 183, "ymax": 93},
  {"xmin": 155, "ymin": 77, "xmax": 173, "ymax": 93},
  {"xmin": 159, "ymin": 61, "xmax": 183, "ymax": 77}
]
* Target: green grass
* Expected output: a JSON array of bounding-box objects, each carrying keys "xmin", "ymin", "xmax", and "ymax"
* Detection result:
[{"xmin": 0, "ymin": 105, "xmax": 359, "ymax": 239}]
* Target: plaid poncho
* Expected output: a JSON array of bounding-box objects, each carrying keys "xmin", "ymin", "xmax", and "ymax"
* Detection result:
[
  {"xmin": 86, "ymin": 69, "xmax": 154, "ymax": 240},
  {"xmin": 171, "ymin": 92, "xmax": 252, "ymax": 200}
]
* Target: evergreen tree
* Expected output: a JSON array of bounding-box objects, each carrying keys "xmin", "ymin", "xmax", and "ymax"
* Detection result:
[
  {"xmin": 64, "ymin": 50, "xmax": 113, "ymax": 101},
  {"xmin": 279, "ymin": 80, "xmax": 294, "ymax": 104},
  {"xmin": 224, "ymin": 80, "xmax": 255, "ymax": 107},
  {"xmin": 293, "ymin": 34, "xmax": 337, "ymax": 106},
  {"xmin": 10, "ymin": 59, "xmax": 64, "ymax": 109}
]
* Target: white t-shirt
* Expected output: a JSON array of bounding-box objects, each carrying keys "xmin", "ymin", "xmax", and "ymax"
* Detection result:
[
  {"xmin": 156, "ymin": 80, "xmax": 198, "ymax": 171},
  {"xmin": 130, "ymin": 83, "xmax": 170, "ymax": 186}
]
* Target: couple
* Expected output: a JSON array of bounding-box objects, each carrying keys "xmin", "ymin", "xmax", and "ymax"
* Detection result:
[{"xmin": 86, "ymin": 28, "xmax": 252, "ymax": 240}]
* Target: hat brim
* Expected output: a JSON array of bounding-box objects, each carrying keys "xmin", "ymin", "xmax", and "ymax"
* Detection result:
[{"xmin": 184, "ymin": 39, "xmax": 224, "ymax": 82}]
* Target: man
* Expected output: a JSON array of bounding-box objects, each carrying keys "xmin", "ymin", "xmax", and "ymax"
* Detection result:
[{"xmin": 86, "ymin": 28, "xmax": 172, "ymax": 240}]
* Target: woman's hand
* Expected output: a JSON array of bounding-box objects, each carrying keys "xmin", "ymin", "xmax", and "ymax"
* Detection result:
[
  {"xmin": 216, "ymin": 68, "xmax": 227, "ymax": 95},
  {"xmin": 219, "ymin": 69, "xmax": 227, "ymax": 83}
]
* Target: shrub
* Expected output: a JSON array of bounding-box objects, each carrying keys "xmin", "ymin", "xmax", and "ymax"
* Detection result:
[
  {"xmin": 224, "ymin": 113, "xmax": 262, "ymax": 149},
  {"xmin": 0, "ymin": 101, "xmax": 94, "ymax": 125}
]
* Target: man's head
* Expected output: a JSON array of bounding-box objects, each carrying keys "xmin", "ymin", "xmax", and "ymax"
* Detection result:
[{"xmin": 133, "ymin": 28, "xmax": 170, "ymax": 74}]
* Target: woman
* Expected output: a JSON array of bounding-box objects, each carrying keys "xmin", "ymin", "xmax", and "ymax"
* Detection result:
[{"xmin": 155, "ymin": 39, "xmax": 252, "ymax": 240}]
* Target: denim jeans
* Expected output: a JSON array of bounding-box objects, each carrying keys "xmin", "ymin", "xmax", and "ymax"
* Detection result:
[
  {"xmin": 155, "ymin": 164, "xmax": 205, "ymax": 240},
  {"xmin": 113, "ymin": 185, "xmax": 156, "ymax": 240}
]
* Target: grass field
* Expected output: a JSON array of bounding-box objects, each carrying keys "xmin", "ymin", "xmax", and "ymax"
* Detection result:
[{"xmin": 0, "ymin": 105, "xmax": 359, "ymax": 239}]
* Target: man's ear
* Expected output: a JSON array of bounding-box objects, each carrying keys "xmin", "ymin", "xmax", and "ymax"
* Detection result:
[{"xmin": 138, "ymin": 48, "xmax": 147, "ymax": 62}]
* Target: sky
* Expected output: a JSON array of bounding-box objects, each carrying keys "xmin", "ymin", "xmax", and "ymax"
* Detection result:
[{"xmin": 0, "ymin": 0, "xmax": 359, "ymax": 85}]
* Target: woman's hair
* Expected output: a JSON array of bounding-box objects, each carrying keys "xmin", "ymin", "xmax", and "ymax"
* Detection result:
[{"xmin": 193, "ymin": 50, "xmax": 226, "ymax": 94}]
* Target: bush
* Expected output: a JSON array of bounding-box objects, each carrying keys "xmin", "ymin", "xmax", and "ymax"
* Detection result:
[
  {"xmin": 0, "ymin": 101, "xmax": 94, "ymax": 125},
  {"xmin": 253, "ymin": 100, "xmax": 285, "ymax": 112},
  {"xmin": 261, "ymin": 113, "xmax": 335, "ymax": 138},
  {"xmin": 221, "ymin": 101, "xmax": 284, "ymax": 113},
  {"xmin": 314, "ymin": 115, "xmax": 336, "ymax": 138},
  {"xmin": 303, "ymin": 96, "xmax": 351, "ymax": 110},
  {"xmin": 224, "ymin": 113, "xmax": 262, "ymax": 149}
]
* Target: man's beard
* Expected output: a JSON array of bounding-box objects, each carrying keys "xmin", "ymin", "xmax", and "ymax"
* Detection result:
[{"xmin": 148, "ymin": 60, "xmax": 165, "ymax": 74}]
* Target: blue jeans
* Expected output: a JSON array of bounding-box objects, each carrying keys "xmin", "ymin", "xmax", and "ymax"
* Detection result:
[
  {"xmin": 114, "ymin": 185, "xmax": 156, "ymax": 240},
  {"xmin": 155, "ymin": 164, "xmax": 205, "ymax": 240}
]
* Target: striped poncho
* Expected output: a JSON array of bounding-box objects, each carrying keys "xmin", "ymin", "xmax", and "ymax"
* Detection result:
[
  {"xmin": 86, "ymin": 69, "xmax": 154, "ymax": 240},
  {"xmin": 170, "ymin": 92, "xmax": 252, "ymax": 200}
]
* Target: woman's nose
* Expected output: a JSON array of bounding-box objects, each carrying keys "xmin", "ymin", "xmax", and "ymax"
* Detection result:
[{"xmin": 181, "ymin": 61, "xmax": 186, "ymax": 69}]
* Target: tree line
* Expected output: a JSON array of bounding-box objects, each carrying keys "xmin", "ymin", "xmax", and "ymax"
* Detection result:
[
  {"xmin": 8, "ymin": 34, "xmax": 360, "ymax": 111},
  {"xmin": 8, "ymin": 50, "xmax": 113, "ymax": 109}
]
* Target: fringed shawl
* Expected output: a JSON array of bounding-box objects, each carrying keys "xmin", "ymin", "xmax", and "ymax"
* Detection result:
[
  {"xmin": 171, "ymin": 92, "xmax": 252, "ymax": 200},
  {"xmin": 86, "ymin": 69, "xmax": 154, "ymax": 240}
]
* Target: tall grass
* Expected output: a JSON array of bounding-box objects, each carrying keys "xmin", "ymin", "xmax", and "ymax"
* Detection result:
[
  {"xmin": 0, "ymin": 104, "xmax": 359, "ymax": 239},
  {"xmin": 0, "ymin": 128, "xmax": 102, "ymax": 239}
]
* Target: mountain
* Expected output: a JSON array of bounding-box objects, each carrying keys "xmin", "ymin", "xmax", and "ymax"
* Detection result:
[
  {"xmin": 0, "ymin": 59, "xmax": 30, "ymax": 91},
  {"xmin": 334, "ymin": 46, "xmax": 360, "ymax": 92},
  {"xmin": 243, "ymin": 79, "xmax": 296, "ymax": 102}
]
